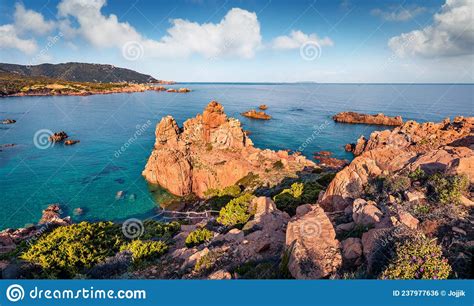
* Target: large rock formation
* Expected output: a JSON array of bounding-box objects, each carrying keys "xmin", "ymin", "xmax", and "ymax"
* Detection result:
[
  {"xmin": 285, "ymin": 205, "xmax": 342, "ymax": 279},
  {"xmin": 143, "ymin": 101, "xmax": 315, "ymax": 197},
  {"xmin": 321, "ymin": 117, "xmax": 474, "ymax": 211},
  {"xmin": 333, "ymin": 112, "xmax": 403, "ymax": 126}
]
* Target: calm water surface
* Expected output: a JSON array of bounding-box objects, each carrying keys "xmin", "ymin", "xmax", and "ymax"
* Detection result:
[{"xmin": 1, "ymin": 84, "xmax": 473, "ymax": 229}]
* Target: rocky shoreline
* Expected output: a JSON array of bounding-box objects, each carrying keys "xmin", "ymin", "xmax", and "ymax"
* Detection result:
[
  {"xmin": 1, "ymin": 109, "xmax": 472, "ymax": 280},
  {"xmin": 5, "ymin": 84, "xmax": 192, "ymax": 97}
]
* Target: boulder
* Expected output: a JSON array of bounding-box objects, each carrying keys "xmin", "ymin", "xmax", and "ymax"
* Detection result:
[
  {"xmin": 241, "ymin": 109, "xmax": 271, "ymax": 120},
  {"xmin": 341, "ymin": 237, "xmax": 363, "ymax": 264},
  {"xmin": 352, "ymin": 199, "xmax": 382, "ymax": 226},
  {"xmin": 286, "ymin": 205, "xmax": 342, "ymax": 279},
  {"xmin": 397, "ymin": 211, "xmax": 419, "ymax": 230}
]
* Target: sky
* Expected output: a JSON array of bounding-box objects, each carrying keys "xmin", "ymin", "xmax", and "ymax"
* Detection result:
[{"xmin": 0, "ymin": 0, "xmax": 473, "ymax": 83}]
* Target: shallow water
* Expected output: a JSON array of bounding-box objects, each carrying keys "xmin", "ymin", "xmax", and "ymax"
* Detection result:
[{"xmin": 0, "ymin": 83, "xmax": 473, "ymax": 229}]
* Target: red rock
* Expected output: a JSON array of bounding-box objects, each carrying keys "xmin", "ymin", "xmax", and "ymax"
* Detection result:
[
  {"xmin": 258, "ymin": 105, "xmax": 268, "ymax": 110},
  {"xmin": 49, "ymin": 131, "xmax": 68, "ymax": 142},
  {"xmin": 286, "ymin": 205, "xmax": 342, "ymax": 279},
  {"xmin": 241, "ymin": 109, "xmax": 271, "ymax": 120},
  {"xmin": 333, "ymin": 112, "xmax": 403, "ymax": 126},
  {"xmin": 143, "ymin": 101, "xmax": 315, "ymax": 197},
  {"xmin": 64, "ymin": 139, "xmax": 80, "ymax": 145}
]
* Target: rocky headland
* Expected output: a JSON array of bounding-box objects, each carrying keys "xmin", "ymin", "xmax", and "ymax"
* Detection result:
[
  {"xmin": 333, "ymin": 112, "xmax": 403, "ymax": 126},
  {"xmin": 143, "ymin": 101, "xmax": 313, "ymax": 197},
  {"xmin": 1, "ymin": 114, "xmax": 472, "ymax": 280}
]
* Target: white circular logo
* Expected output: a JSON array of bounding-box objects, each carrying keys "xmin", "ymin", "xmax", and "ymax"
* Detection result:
[
  {"xmin": 122, "ymin": 41, "xmax": 144, "ymax": 61},
  {"xmin": 299, "ymin": 40, "xmax": 322, "ymax": 61},
  {"xmin": 122, "ymin": 218, "xmax": 144, "ymax": 239},
  {"xmin": 33, "ymin": 129, "xmax": 54, "ymax": 149},
  {"xmin": 299, "ymin": 219, "xmax": 321, "ymax": 238},
  {"xmin": 6, "ymin": 284, "xmax": 25, "ymax": 302}
]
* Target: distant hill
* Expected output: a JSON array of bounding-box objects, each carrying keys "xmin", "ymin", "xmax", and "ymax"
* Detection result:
[{"xmin": 0, "ymin": 62, "xmax": 158, "ymax": 83}]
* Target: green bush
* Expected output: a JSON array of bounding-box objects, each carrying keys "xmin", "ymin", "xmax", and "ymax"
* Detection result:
[
  {"xmin": 120, "ymin": 240, "xmax": 168, "ymax": 263},
  {"xmin": 273, "ymin": 182, "xmax": 322, "ymax": 216},
  {"xmin": 408, "ymin": 168, "xmax": 426, "ymax": 181},
  {"xmin": 380, "ymin": 236, "xmax": 451, "ymax": 280},
  {"xmin": 217, "ymin": 193, "xmax": 255, "ymax": 226},
  {"xmin": 427, "ymin": 173, "xmax": 469, "ymax": 204},
  {"xmin": 140, "ymin": 220, "xmax": 181, "ymax": 241},
  {"xmin": 382, "ymin": 175, "xmax": 411, "ymax": 194},
  {"xmin": 185, "ymin": 228, "xmax": 214, "ymax": 247},
  {"xmin": 21, "ymin": 222, "xmax": 124, "ymax": 278},
  {"xmin": 194, "ymin": 250, "xmax": 219, "ymax": 272}
]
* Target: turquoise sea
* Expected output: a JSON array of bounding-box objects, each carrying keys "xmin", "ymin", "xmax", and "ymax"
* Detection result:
[{"xmin": 0, "ymin": 84, "xmax": 473, "ymax": 229}]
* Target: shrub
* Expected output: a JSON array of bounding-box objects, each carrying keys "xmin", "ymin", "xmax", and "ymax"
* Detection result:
[
  {"xmin": 317, "ymin": 173, "xmax": 336, "ymax": 187},
  {"xmin": 427, "ymin": 173, "xmax": 469, "ymax": 205},
  {"xmin": 380, "ymin": 236, "xmax": 451, "ymax": 280},
  {"xmin": 185, "ymin": 228, "xmax": 214, "ymax": 247},
  {"xmin": 204, "ymin": 185, "xmax": 241, "ymax": 198},
  {"xmin": 273, "ymin": 182, "xmax": 322, "ymax": 216},
  {"xmin": 217, "ymin": 193, "xmax": 255, "ymax": 226},
  {"xmin": 140, "ymin": 220, "xmax": 181, "ymax": 241},
  {"xmin": 408, "ymin": 168, "xmax": 426, "ymax": 181},
  {"xmin": 382, "ymin": 175, "xmax": 411, "ymax": 194},
  {"xmin": 120, "ymin": 240, "xmax": 168, "ymax": 264},
  {"xmin": 21, "ymin": 222, "xmax": 124, "ymax": 278}
]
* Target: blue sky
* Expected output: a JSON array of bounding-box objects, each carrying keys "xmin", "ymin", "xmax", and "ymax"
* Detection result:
[{"xmin": 0, "ymin": 0, "xmax": 472, "ymax": 83}]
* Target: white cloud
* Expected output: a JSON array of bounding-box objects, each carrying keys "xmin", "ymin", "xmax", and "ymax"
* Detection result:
[
  {"xmin": 57, "ymin": 0, "xmax": 262, "ymax": 59},
  {"xmin": 371, "ymin": 6, "xmax": 426, "ymax": 22},
  {"xmin": 271, "ymin": 30, "xmax": 333, "ymax": 49},
  {"xmin": 14, "ymin": 3, "xmax": 55, "ymax": 35},
  {"xmin": 0, "ymin": 24, "xmax": 37, "ymax": 54},
  {"xmin": 388, "ymin": 0, "xmax": 474, "ymax": 57}
]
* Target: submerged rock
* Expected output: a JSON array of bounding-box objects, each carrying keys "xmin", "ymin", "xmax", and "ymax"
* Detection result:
[
  {"xmin": 1, "ymin": 119, "xmax": 16, "ymax": 124},
  {"xmin": 333, "ymin": 112, "xmax": 403, "ymax": 126},
  {"xmin": 142, "ymin": 101, "xmax": 315, "ymax": 197}
]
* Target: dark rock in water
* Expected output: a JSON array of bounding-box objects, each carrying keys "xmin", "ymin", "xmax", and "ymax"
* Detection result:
[
  {"xmin": 115, "ymin": 178, "xmax": 125, "ymax": 184},
  {"xmin": 290, "ymin": 107, "xmax": 304, "ymax": 112},
  {"xmin": 1, "ymin": 119, "xmax": 16, "ymax": 124},
  {"xmin": 88, "ymin": 251, "xmax": 133, "ymax": 279},
  {"xmin": 344, "ymin": 143, "xmax": 354, "ymax": 152},
  {"xmin": 64, "ymin": 139, "xmax": 80, "ymax": 145},
  {"xmin": 49, "ymin": 131, "xmax": 68, "ymax": 142}
]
